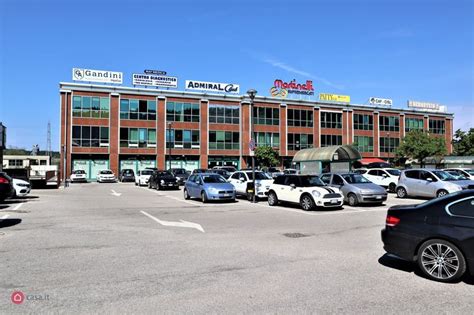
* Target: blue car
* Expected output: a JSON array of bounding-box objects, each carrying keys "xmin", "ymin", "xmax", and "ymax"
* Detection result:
[{"xmin": 184, "ymin": 173, "xmax": 236, "ymax": 203}]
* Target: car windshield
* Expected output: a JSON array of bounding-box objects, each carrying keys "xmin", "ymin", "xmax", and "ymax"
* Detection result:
[
  {"xmin": 202, "ymin": 175, "xmax": 227, "ymax": 183},
  {"xmin": 141, "ymin": 170, "xmax": 153, "ymax": 175},
  {"xmin": 446, "ymin": 171, "xmax": 467, "ymax": 180},
  {"xmin": 173, "ymin": 169, "xmax": 186, "ymax": 174},
  {"xmin": 246, "ymin": 172, "xmax": 272, "ymax": 180},
  {"xmin": 300, "ymin": 176, "xmax": 325, "ymax": 187},
  {"xmin": 432, "ymin": 170, "xmax": 457, "ymax": 181},
  {"xmin": 466, "ymin": 169, "xmax": 474, "ymax": 175},
  {"xmin": 342, "ymin": 174, "xmax": 371, "ymax": 183},
  {"xmin": 100, "ymin": 170, "xmax": 113, "ymax": 175},
  {"xmin": 123, "ymin": 170, "xmax": 133, "ymax": 174},
  {"xmin": 74, "ymin": 170, "xmax": 85, "ymax": 174},
  {"xmin": 386, "ymin": 169, "xmax": 401, "ymax": 176}
]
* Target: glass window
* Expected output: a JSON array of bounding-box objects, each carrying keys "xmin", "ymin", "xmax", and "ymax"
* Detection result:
[
  {"xmin": 166, "ymin": 101, "xmax": 200, "ymax": 122},
  {"xmin": 321, "ymin": 112, "xmax": 342, "ymax": 129},
  {"xmin": 209, "ymin": 105, "xmax": 239, "ymax": 125},
  {"xmin": 166, "ymin": 129, "xmax": 200, "ymax": 149},
  {"xmin": 379, "ymin": 116, "xmax": 400, "ymax": 132},
  {"xmin": 255, "ymin": 132, "xmax": 280, "ymax": 148},
  {"xmin": 253, "ymin": 106, "xmax": 279, "ymax": 125},
  {"xmin": 287, "ymin": 109, "xmax": 313, "ymax": 127},
  {"xmin": 380, "ymin": 137, "xmax": 400, "ymax": 153},
  {"xmin": 321, "ymin": 134, "xmax": 342, "ymax": 147},
  {"xmin": 405, "ymin": 117, "xmax": 424, "ymax": 132},
  {"xmin": 72, "ymin": 125, "xmax": 108, "ymax": 147},
  {"xmin": 429, "ymin": 119, "xmax": 445, "ymax": 134},
  {"xmin": 448, "ymin": 197, "xmax": 474, "ymax": 218},
  {"xmin": 354, "ymin": 114, "xmax": 373, "ymax": 130},
  {"xmin": 288, "ymin": 133, "xmax": 314, "ymax": 151},
  {"xmin": 354, "ymin": 136, "xmax": 373, "ymax": 152},
  {"xmin": 209, "ymin": 131, "xmax": 239, "ymax": 150},
  {"xmin": 119, "ymin": 127, "xmax": 156, "ymax": 147}
]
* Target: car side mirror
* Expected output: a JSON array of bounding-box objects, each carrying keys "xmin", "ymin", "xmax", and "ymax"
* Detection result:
[
  {"xmin": 239, "ymin": 177, "xmax": 245, "ymax": 182},
  {"xmin": 426, "ymin": 177, "xmax": 433, "ymax": 182},
  {"xmin": 290, "ymin": 183, "xmax": 296, "ymax": 189},
  {"xmin": 382, "ymin": 174, "xmax": 388, "ymax": 178}
]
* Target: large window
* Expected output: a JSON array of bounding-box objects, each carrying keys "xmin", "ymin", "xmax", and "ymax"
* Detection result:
[
  {"xmin": 120, "ymin": 128, "xmax": 156, "ymax": 148},
  {"xmin": 72, "ymin": 126, "xmax": 109, "ymax": 147},
  {"xmin": 321, "ymin": 112, "xmax": 342, "ymax": 129},
  {"xmin": 379, "ymin": 116, "xmax": 400, "ymax": 132},
  {"xmin": 287, "ymin": 109, "xmax": 313, "ymax": 127},
  {"xmin": 209, "ymin": 131, "xmax": 240, "ymax": 150},
  {"xmin": 166, "ymin": 129, "xmax": 200, "ymax": 149},
  {"xmin": 72, "ymin": 96, "xmax": 109, "ymax": 118},
  {"xmin": 429, "ymin": 119, "xmax": 445, "ymax": 134},
  {"xmin": 288, "ymin": 133, "xmax": 313, "ymax": 151},
  {"xmin": 253, "ymin": 107, "xmax": 279, "ymax": 125},
  {"xmin": 120, "ymin": 99, "xmax": 156, "ymax": 120},
  {"xmin": 256, "ymin": 132, "xmax": 280, "ymax": 148},
  {"xmin": 8, "ymin": 160, "xmax": 23, "ymax": 167},
  {"xmin": 353, "ymin": 114, "xmax": 373, "ymax": 130},
  {"xmin": 405, "ymin": 117, "xmax": 424, "ymax": 132},
  {"xmin": 354, "ymin": 136, "xmax": 374, "ymax": 153},
  {"xmin": 380, "ymin": 137, "xmax": 400, "ymax": 153},
  {"xmin": 321, "ymin": 134, "xmax": 342, "ymax": 147},
  {"xmin": 166, "ymin": 101, "xmax": 200, "ymax": 122},
  {"xmin": 209, "ymin": 105, "xmax": 239, "ymax": 124}
]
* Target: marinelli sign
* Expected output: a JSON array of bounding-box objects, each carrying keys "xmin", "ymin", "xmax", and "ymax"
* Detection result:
[{"xmin": 72, "ymin": 68, "xmax": 123, "ymax": 84}]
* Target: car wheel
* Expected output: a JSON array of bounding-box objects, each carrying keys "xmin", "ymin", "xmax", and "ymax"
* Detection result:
[
  {"xmin": 268, "ymin": 191, "xmax": 278, "ymax": 206},
  {"xmin": 148, "ymin": 182, "xmax": 152, "ymax": 189},
  {"xmin": 437, "ymin": 189, "xmax": 448, "ymax": 198},
  {"xmin": 417, "ymin": 239, "xmax": 466, "ymax": 282},
  {"xmin": 247, "ymin": 192, "xmax": 253, "ymax": 202},
  {"xmin": 184, "ymin": 189, "xmax": 190, "ymax": 200},
  {"xmin": 300, "ymin": 194, "xmax": 315, "ymax": 211},
  {"xmin": 397, "ymin": 187, "xmax": 407, "ymax": 198},
  {"xmin": 347, "ymin": 193, "xmax": 358, "ymax": 206},
  {"xmin": 388, "ymin": 182, "xmax": 396, "ymax": 193},
  {"xmin": 201, "ymin": 191, "xmax": 208, "ymax": 203}
]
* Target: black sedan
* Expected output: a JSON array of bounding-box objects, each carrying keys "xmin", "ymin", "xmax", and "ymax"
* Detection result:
[
  {"xmin": 119, "ymin": 169, "xmax": 135, "ymax": 182},
  {"xmin": 382, "ymin": 190, "xmax": 474, "ymax": 282},
  {"xmin": 148, "ymin": 171, "xmax": 179, "ymax": 190},
  {"xmin": 0, "ymin": 172, "xmax": 14, "ymax": 202}
]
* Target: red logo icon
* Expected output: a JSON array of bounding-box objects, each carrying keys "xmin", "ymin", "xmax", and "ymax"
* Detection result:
[{"xmin": 11, "ymin": 291, "xmax": 25, "ymax": 304}]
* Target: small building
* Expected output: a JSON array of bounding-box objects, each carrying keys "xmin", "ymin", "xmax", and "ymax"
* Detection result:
[
  {"xmin": 292, "ymin": 145, "xmax": 362, "ymax": 174},
  {"xmin": 3, "ymin": 155, "xmax": 58, "ymax": 187},
  {"xmin": 2, "ymin": 155, "xmax": 51, "ymax": 169}
]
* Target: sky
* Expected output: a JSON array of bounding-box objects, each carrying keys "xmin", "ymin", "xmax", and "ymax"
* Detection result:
[{"xmin": 0, "ymin": 0, "xmax": 473, "ymax": 151}]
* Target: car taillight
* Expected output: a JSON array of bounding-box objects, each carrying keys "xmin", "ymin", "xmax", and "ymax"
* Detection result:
[
  {"xmin": 386, "ymin": 215, "xmax": 400, "ymax": 227},
  {"xmin": 0, "ymin": 177, "xmax": 9, "ymax": 184}
]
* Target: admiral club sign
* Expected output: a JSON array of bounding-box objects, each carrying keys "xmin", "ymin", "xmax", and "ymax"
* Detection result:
[
  {"xmin": 270, "ymin": 79, "xmax": 314, "ymax": 98},
  {"xmin": 185, "ymin": 80, "xmax": 240, "ymax": 94}
]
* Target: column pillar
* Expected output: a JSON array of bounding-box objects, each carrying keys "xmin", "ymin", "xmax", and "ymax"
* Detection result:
[
  {"xmin": 109, "ymin": 93, "xmax": 120, "ymax": 175},
  {"xmin": 200, "ymin": 99, "xmax": 209, "ymax": 168},
  {"xmin": 279, "ymin": 103, "xmax": 287, "ymax": 158},
  {"xmin": 156, "ymin": 96, "xmax": 166, "ymax": 169},
  {"xmin": 373, "ymin": 111, "xmax": 380, "ymax": 157},
  {"xmin": 313, "ymin": 106, "xmax": 320, "ymax": 148}
]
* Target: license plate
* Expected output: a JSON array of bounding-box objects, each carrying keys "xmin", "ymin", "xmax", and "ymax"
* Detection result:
[
  {"xmin": 168, "ymin": 184, "xmax": 174, "ymax": 186},
  {"xmin": 223, "ymin": 194, "xmax": 230, "ymax": 197},
  {"xmin": 248, "ymin": 189, "xmax": 254, "ymax": 193},
  {"xmin": 331, "ymin": 199, "xmax": 338, "ymax": 204},
  {"xmin": 376, "ymin": 196, "xmax": 382, "ymax": 199}
]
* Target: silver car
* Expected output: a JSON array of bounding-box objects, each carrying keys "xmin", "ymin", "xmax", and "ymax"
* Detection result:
[
  {"xmin": 396, "ymin": 169, "xmax": 463, "ymax": 199},
  {"xmin": 320, "ymin": 173, "xmax": 388, "ymax": 206}
]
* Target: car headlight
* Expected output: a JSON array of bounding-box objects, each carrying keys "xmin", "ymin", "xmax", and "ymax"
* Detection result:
[
  {"xmin": 312, "ymin": 190, "xmax": 321, "ymax": 197},
  {"xmin": 209, "ymin": 187, "xmax": 218, "ymax": 193},
  {"xmin": 160, "ymin": 180, "xmax": 165, "ymax": 184},
  {"xmin": 17, "ymin": 183, "xmax": 28, "ymax": 187}
]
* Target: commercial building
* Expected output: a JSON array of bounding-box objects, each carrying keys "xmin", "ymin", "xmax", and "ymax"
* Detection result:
[{"xmin": 59, "ymin": 82, "xmax": 453, "ymax": 180}]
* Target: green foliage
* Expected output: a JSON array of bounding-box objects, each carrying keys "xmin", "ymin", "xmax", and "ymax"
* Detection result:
[
  {"xmin": 255, "ymin": 146, "xmax": 280, "ymax": 167},
  {"xmin": 396, "ymin": 130, "xmax": 447, "ymax": 167},
  {"xmin": 452, "ymin": 128, "xmax": 474, "ymax": 156}
]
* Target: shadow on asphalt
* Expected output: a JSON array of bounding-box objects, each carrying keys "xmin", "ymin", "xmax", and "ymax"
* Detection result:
[
  {"xmin": 0, "ymin": 218, "xmax": 22, "ymax": 229},
  {"xmin": 378, "ymin": 253, "xmax": 474, "ymax": 285}
]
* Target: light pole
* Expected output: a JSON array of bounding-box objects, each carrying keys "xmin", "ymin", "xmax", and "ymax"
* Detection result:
[
  {"xmin": 167, "ymin": 122, "xmax": 172, "ymax": 170},
  {"xmin": 247, "ymin": 89, "xmax": 257, "ymax": 203}
]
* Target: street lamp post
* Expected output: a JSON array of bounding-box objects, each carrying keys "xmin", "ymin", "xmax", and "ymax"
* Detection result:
[
  {"xmin": 247, "ymin": 89, "xmax": 257, "ymax": 203},
  {"xmin": 167, "ymin": 122, "xmax": 172, "ymax": 170}
]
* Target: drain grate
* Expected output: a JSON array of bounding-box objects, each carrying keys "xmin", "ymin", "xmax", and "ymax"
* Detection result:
[{"xmin": 283, "ymin": 232, "xmax": 311, "ymax": 238}]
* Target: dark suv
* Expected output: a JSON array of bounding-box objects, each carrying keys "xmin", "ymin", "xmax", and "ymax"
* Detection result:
[
  {"xmin": 0, "ymin": 172, "xmax": 14, "ymax": 202},
  {"xmin": 149, "ymin": 170, "xmax": 179, "ymax": 190},
  {"xmin": 168, "ymin": 168, "xmax": 190, "ymax": 185},
  {"xmin": 119, "ymin": 169, "xmax": 135, "ymax": 182}
]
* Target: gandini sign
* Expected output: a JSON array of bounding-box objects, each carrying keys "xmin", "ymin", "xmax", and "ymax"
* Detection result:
[
  {"xmin": 185, "ymin": 80, "xmax": 240, "ymax": 94},
  {"xmin": 319, "ymin": 93, "xmax": 350, "ymax": 103},
  {"xmin": 270, "ymin": 79, "xmax": 314, "ymax": 98},
  {"xmin": 72, "ymin": 68, "xmax": 123, "ymax": 84},
  {"xmin": 132, "ymin": 74, "xmax": 178, "ymax": 88}
]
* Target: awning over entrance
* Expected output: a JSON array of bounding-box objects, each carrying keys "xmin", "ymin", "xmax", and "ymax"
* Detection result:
[
  {"xmin": 360, "ymin": 157, "xmax": 386, "ymax": 165},
  {"xmin": 292, "ymin": 145, "xmax": 361, "ymax": 162}
]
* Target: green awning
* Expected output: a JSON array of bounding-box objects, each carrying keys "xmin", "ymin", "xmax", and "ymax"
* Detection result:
[{"xmin": 292, "ymin": 145, "xmax": 361, "ymax": 162}]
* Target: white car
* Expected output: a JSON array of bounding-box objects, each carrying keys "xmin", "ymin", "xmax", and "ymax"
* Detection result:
[
  {"xmin": 355, "ymin": 168, "xmax": 401, "ymax": 192},
  {"xmin": 97, "ymin": 170, "xmax": 116, "ymax": 183},
  {"xmin": 228, "ymin": 170, "xmax": 274, "ymax": 200},
  {"xmin": 267, "ymin": 174, "xmax": 343, "ymax": 210},
  {"xmin": 443, "ymin": 168, "xmax": 474, "ymax": 180},
  {"xmin": 135, "ymin": 169, "xmax": 154, "ymax": 186},
  {"xmin": 70, "ymin": 170, "xmax": 87, "ymax": 183},
  {"xmin": 12, "ymin": 178, "xmax": 31, "ymax": 197}
]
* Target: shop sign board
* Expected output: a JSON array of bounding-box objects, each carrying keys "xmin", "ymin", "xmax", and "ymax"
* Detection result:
[
  {"xmin": 132, "ymin": 74, "xmax": 178, "ymax": 88},
  {"xmin": 72, "ymin": 68, "xmax": 123, "ymax": 84},
  {"xmin": 270, "ymin": 79, "xmax": 314, "ymax": 98},
  {"xmin": 319, "ymin": 93, "xmax": 351, "ymax": 103},
  {"xmin": 185, "ymin": 80, "xmax": 240, "ymax": 94},
  {"xmin": 369, "ymin": 97, "xmax": 393, "ymax": 107}
]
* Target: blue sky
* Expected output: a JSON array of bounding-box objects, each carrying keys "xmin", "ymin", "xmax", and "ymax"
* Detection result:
[{"xmin": 0, "ymin": 0, "xmax": 472, "ymax": 150}]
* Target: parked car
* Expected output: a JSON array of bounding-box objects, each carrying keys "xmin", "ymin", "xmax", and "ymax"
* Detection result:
[
  {"xmin": 192, "ymin": 168, "xmax": 209, "ymax": 174},
  {"xmin": 283, "ymin": 168, "xmax": 299, "ymax": 175},
  {"xmin": 184, "ymin": 173, "xmax": 236, "ymax": 203},
  {"xmin": 149, "ymin": 170, "xmax": 179, "ymax": 190},
  {"xmin": 119, "ymin": 169, "xmax": 135, "ymax": 182},
  {"xmin": 12, "ymin": 178, "xmax": 31, "ymax": 197},
  {"xmin": 267, "ymin": 175, "xmax": 343, "ymax": 210},
  {"xmin": 265, "ymin": 167, "xmax": 283, "ymax": 179},
  {"xmin": 381, "ymin": 189, "xmax": 474, "ymax": 282},
  {"xmin": 396, "ymin": 169, "xmax": 463, "ymax": 199},
  {"xmin": 97, "ymin": 170, "xmax": 116, "ymax": 183},
  {"xmin": 366, "ymin": 162, "xmax": 391, "ymax": 169},
  {"xmin": 355, "ymin": 168, "xmax": 401, "ymax": 193},
  {"xmin": 228, "ymin": 171, "xmax": 274, "ymax": 200},
  {"xmin": 168, "ymin": 168, "xmax": 190, "ymax": 185},
  {"xmin": 135, "ymin": 169, "xmax": 154, "ymax": 186},
  {"xmin": 320, "ymin": 173, "xmax": 387, "ymax": 206},
  {"xmin": 70, "ymin": 170, "xmax": 87, "ymax": 183},
  {"xmin": 0, "ymin": 172, "xmax": 14, "ymax": 202},
  {"xmin": 212, "ymin": 165, "xmax": 237, "ymax": 173},
  {"xmin": 436, "ymin": 171, "xmax": 474, "ymax": 190},
  {"xmin": 210, "ymin": 169, "xmax": 231, "ymax": 179},
  {"xmin": 443, "ymin": 168, "xmax": 474, "ymax": 180}
]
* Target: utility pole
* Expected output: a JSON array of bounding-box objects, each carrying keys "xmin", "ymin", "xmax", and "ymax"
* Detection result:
[{"xmin": 47, "ymin": 121, "xmax": 52, "ymax": 159}]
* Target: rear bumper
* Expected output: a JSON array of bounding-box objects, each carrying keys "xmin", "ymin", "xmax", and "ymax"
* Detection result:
[
  {"xmin": 381, "ymin": 228, "xmax": 418, "ymax": 262},
  {"xmin": 71, "ymin": 178, "xmax": 87, "ymax": 182}
]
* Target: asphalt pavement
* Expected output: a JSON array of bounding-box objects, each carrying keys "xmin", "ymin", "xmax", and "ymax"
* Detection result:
[{"xmin": 1, "ymin": 182, "xmax": 473, "ymax": 313}]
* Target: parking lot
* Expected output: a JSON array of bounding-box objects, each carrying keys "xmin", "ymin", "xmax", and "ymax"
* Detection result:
[{"xmin": 1, "ymin": 183, "xmax": 473, "ymax": 313}]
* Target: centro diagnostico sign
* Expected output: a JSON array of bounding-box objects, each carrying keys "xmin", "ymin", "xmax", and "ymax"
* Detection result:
[{"xmin": 270, "ymin": 79, "xmax": 314, "ymax": 98}]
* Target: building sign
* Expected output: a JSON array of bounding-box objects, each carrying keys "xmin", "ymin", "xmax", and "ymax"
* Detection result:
[
  {"xmin": 319, "ymin": 93, "xmax": 350, "ymax": 103},
  {"xmin": 72, "ymin": 68, "xmax": 123, "ymax": 84},
  {"xmin": 132, "ymin": 74, "xmax": 178, "ymax": 88},
  {"xmin": 144, "ymin": 69, "xmax": 167, "ymax": 75},
  {"xmin": 185, "ymin": 80, "xmax": 240, "ymax": 94},
  {"xmin": 369, "ymin": 97, "xmax": 393, "ymax": 107},
  {"xmin": 407, "ymin": 100, "xmax": 440, "ymax": 110},
  {"xmin": 270, "ymin": 79, "xmax": 314, "ymax": 98}
]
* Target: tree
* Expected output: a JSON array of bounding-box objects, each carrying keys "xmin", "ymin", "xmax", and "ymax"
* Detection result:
[
  {"xmin": 254, "ymin": 146, "xmax": 280, "ymax": 168},
  {"xmin": 396, "ymin": 130, "xmax": 447, "ymax": 168},
  {"xmin": 452, "ymin": 128, "xmax": 474, "ymax": 156}
]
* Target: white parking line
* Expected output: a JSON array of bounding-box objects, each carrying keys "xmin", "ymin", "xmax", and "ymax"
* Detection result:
[
  {"xmin": 13, "ymin": 203, "xmax": 24, "ymax": 211},
  {"xmin": 140, "ymin": 210, "xmax": 205, "ymax": 232},
  {"xmin": 0, "ymin": 214, "xmax": 10, "ymax": 220}
]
